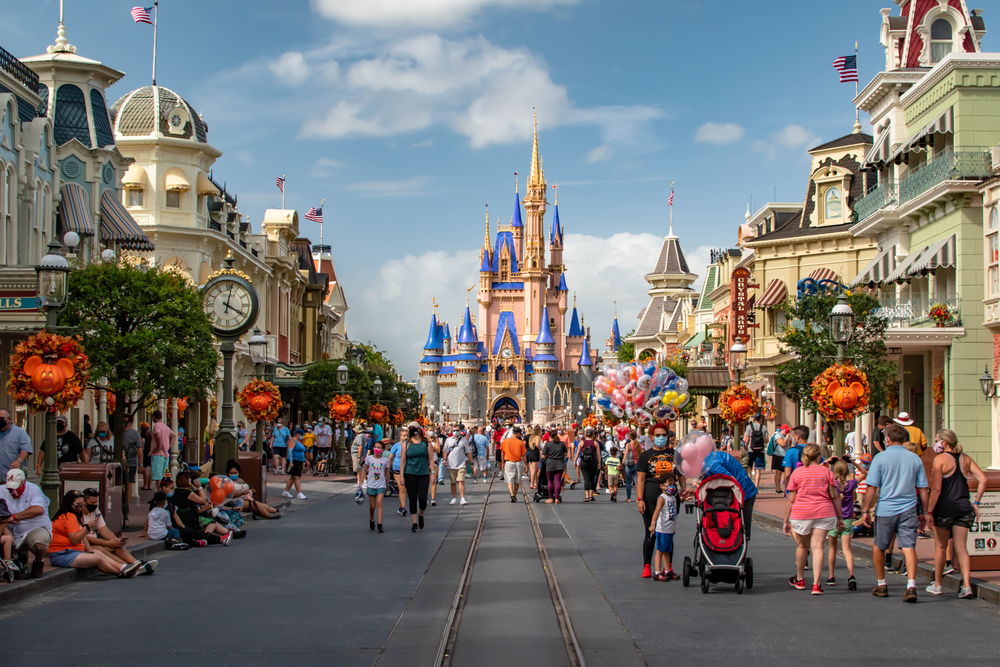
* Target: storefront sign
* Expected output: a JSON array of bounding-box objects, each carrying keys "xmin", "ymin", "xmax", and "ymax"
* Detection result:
[
  {"xmin": 968, "ymin": 491, "xmax": 1000, "ymax": 556},
  {"xmin": 731, "ymin": 267, "xmax": 750, "ymax": 342},
  {"xmin": 0, "ymin": 292, "xmax": 37, "ymax": 311}
]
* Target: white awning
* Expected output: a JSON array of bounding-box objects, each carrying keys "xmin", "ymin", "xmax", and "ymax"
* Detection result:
[
  {"xmin": 864, "ymin": 126, "xmax": 892, "ymax": 167},
  {"xmin": 164, "ymin": 167, "xmax": 191, "ymax": 191},
  {"xmin": 884, "ymin": 247, "xmax": 929, "ymax": 284},
  {"xmin": 850, "ymin": 246, "xmax": 895, "ymax": 287},
  {"xmin": 907, "ymin": 235, "xmax": 956, "ymax": 277},
  {"xmin": 122, "ymin": 164, "xmax": 146, "ymax": 189},
  {"xmin": 903, "ymin": 106, "xmax": 953, "ymax": 153}
]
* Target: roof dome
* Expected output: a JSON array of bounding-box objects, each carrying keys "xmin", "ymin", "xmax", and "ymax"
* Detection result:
[{"xmin": 109, "ymin": 85, "xmax": 208, "ymax": 143}]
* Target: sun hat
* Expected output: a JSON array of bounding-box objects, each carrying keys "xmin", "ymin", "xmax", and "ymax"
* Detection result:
[{"xmin": 893, "ymin": 412, "xmax": 914, "ymax": 427}]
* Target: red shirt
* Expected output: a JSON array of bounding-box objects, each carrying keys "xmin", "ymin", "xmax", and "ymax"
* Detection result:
[{"xmin": 787, "ymin": 464, "xmax": 838, "ymax": 520}]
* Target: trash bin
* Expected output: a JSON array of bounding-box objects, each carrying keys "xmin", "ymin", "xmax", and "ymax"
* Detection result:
[
  {"xmin": 238, "ymin": 450, "xmax": 267, "ymax": 505},
  {"xmin": 59, "ymin": 462, "xmax": 124, "ymax": 537}
]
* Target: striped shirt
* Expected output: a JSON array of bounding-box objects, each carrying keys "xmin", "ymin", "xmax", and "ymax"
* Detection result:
[{"xmin": 786, "ymin": 464, "xmax": 838, "ymax": 520}]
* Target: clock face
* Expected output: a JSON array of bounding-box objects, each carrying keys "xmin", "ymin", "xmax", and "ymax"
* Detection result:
[
  {"xmin": 500, "ymin": 347, "xmax": 512, "ymax": 359},
  {"xmin": 203, "ymin": 277, "xmax": 256, "ymax": 336}
]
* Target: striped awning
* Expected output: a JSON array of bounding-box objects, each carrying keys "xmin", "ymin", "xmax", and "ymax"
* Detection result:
[
  {"xmin": 58, "ymin": 183, "xmax": 94, "ymax": 236},
  {"xmin": 884, "ymin": 248, "xmax": 929, "ymax": 284},
  {"xmin": 904, "ymin": 107, "xmax": 953, "ymax": 153},
  {"xmin": 755, "ymin": 278, "xmax": 788, "ymax": 308},
  {"xmin": 907, "ymin": 235, "xmax": 956, "ymax": 277},
  {"xmin": 850, "ymin": 246, "xmax": 896, "ymax": 287},
  {"xmin": 807, "ymin": 267, "xmax": 839, "ymax": 283},
  {"xmin": 100, "ymin": 190, "xmax": 154, "ymax": 251},
  {"xmin": 864, "ymin": 126, "xmax": 892, "ymax": 167}
]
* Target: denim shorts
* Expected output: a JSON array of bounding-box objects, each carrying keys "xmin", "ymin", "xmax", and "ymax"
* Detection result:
[
  {"xmin": 874, "ymin": 506, "xmax": 919, "ymax": 550},
  {"xmin": 49, "ymin": 548, "xmax": 82, "ymax": 568},
  {"xmin": 366, "ymin": 487, "xmax": 385, "ymax": 496}
]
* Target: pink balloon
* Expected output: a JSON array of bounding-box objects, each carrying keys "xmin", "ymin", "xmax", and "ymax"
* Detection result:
[
  {"xmin": 678, "ymin": 442, "xmax": 697, "ymax": 462},
  {"xmin": 681, "ymin": 460, "xmax": 701, "ymax": 477},
  {"xmin": 695, "ymin": 435, "xmax": 715, "ymax": 458},
  {"xmin": 613, "ymin": 391, "xmax": 626, "ymax": 406}
]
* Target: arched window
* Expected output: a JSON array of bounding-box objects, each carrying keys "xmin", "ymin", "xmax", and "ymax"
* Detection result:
[
  {"xmin": 53, "ymin": 84, "xmax": 91, "ymax": 147},
  {"xmin": 931, "ymin": 18, "xmax": 953, "ymax": 64},
  {"xmin": 991, "ymin": 207, "xmax": 998, "ymax": 230},
  {"xmin": 825, "ymin": 186, "xmax": 842, "ymax": 220},
  {"xmin": 3, "ymin": 168, "xmax": 13, "ymax": 265}
]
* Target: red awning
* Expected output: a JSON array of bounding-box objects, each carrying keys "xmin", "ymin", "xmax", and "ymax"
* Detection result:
[
  {"xmin": 755, "ymin": 278, "xmax": 788, "ymax": 308},
  {"xmin": 807, "ymin": 267, "xmax": 839, "ymax": 283}
]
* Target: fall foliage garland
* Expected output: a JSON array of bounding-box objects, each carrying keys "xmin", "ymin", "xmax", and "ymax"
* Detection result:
[
  {"xmin": 237, "ymin": 379, "xmax": 283, "ymax": 422},
  {"xmin": 8, "ymin": 332, "xmax": 90, "ymax": 413},
  {"xmin": 719, "ymin": 384, "xmax": 758, "ymax": 424},
  {"xmin": 811, "ymin": 364, "xmax": 870, "ymax": 422}
]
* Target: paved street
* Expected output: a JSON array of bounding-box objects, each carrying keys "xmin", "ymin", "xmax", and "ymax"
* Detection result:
[{"xmin": 3, "ymin": 480, "xmax": 1000, "ymax": 666}]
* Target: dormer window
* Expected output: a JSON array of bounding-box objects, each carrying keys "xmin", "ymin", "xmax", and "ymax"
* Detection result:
[
  {"xmin": 931, "ymin": 19, "xmax": 953, "ymax": 63},
  {"xmin": 825, "ymin": 187, "xmax": 842, "ymax": 220}
]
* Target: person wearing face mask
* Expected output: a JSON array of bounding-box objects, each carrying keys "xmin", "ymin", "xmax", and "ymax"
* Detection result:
[
  {"xmin": 362, "ymin": 439, "xmax": 391, "ymax": 532},
  {"xmin": 47, "ymin": 491, "xmax": 142, "ymax": 577},
  {"xmin": 400, "ymin": 423, "xmax": 436, "ymax": 532},
  {"xmin": 87, "ymin": 420, "xmax": 115, "ymax": 463},
  {"xmin": 282, "ymin": 429, "xmax": 308, "ymax": 500},
  {"xmin": 635, "ymin": 423, "xmax": 684, "ymax": 579},
  {"xmin": 224, "ymin": 461, "xmax": 282, "ymax": 519},
  {"xmin": 0, "ymin": 469, "xmax": 51, "ymax": 578},
  {"xmin": 0, "ymin": 409, "xmax": 32, "ymax": 482},
  {"xmin": 80, "ymin": 488, "xmax": 156, "ymax": 574}
]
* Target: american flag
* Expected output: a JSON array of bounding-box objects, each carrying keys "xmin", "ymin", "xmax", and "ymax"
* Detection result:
[
  {"xmin": 832, "ymin": 55, "xmax": 858, "ymax": 83},
  {"xmin": 130, "ymin": 6, "xmax": 153, "ymax": 25},
  {"xmin": 276, "ymin": 176, "xmax": 285, "ymax": 193},
  {"xmin": 305, "ymin": 206, "xmax": 323, "ymax": 223},
  {"xmin": 667, "ymin": 189, "xmax": 674, "ymax": 206}
]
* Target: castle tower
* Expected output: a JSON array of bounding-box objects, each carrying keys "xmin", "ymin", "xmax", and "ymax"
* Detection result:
[
  {"xmin": 576, "ymin": 333, "xmax": 594, "ymax": 402},
  {"xmin": 521, "ymin": 112, "xmax": 548, "ymax": 356},
  {"xmin": 511, "ymin": 179, "xmax": 524, "ymax": 265},
  {"xmin": 548, "ymin": 186, "xmax": 564, "ymax": 290},
  {"xmin": 442, "ymin": 321, "xmax": 452, "ymax": 356},
  {"xmin": 455, "ymin": 305, "xmax": 479, "ymax": 420},
  {"xmin": 532, "ymin": 307, "xmax": 559, "ymax": 421},
  {"xmin": 419, "ymin": 312, "xmax": 444, "ymax": 414},
  {"xmin": 607, "ymin": 305, "xmax": 622, "ymax": 354}
]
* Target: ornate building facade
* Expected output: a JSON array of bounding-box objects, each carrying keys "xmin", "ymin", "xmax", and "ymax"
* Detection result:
[{"xmin": 419, "ymin": 122, "xmax": 596, "ymax": 424}]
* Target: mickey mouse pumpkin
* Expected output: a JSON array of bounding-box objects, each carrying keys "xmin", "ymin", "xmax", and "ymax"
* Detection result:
[
  {"xmin": 828, "ymin": 380, "xmax": 866, "ymax": 411},
  {"xmin": 811, "ymin": 363, "xmax": 870, "ymax": 422},
  {"xmin": 23, "ymin": 355, "xmax": 75, "ymax": 395}
]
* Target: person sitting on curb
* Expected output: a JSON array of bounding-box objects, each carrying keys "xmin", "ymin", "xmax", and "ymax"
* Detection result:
[
  {"xmin": 0, "ymin": 469, "xmax": 51, "ymax": 579},
  {"xmin": 48, "ymin": 490, "xmax": 143, "ymax": 578},
  {"xmin": 225, "ymin": 460, "xmax": 282, "ymax": 520},
  {"xmin": 81, "ymin": 488, "xmax": 156, "ymax": 575},
  {"xmin": 143, "ymin": 482, "xmax": 224, "ymax": 547}
]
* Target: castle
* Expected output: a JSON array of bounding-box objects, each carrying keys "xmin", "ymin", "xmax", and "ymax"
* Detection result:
[{"xmin": 418, "ymin": 119, "xmax": 597, "ymax": 424}]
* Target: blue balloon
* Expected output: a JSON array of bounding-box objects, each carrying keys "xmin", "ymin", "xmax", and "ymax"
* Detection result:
[
  {"xmin": 597, "ymin": 398, "xmax": 612, "ymax": 409},
  {"xmin": 644, "ymin": 363, "xmax": 656, "ymax": 377}
]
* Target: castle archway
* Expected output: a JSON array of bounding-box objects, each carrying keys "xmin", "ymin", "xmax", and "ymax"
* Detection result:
[{"xmin": 491, "ymin": 396, "xmax": 520, "ymax": 423}]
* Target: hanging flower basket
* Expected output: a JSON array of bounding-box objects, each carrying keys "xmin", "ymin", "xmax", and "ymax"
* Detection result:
[
  {"xmin": 237, "ymin": 379, "xmax": 283, "ymax": 422},
  {"xmin": 369, "ymin": 403, "xmax": 388, "ymax": 423},
  {"xmin": 8, "ymin": 332, "xmax": 90, "ymax": 413},
  {"xmin": 760, "ymin": 397, "xmax": 777, "ymax": 421},
  {"xmin": 811, "ymin": 364, "xmax": 870, "ymax": 422},
  {"xmin": 719, "ymin": 384, "xmax": 758, "ymax": 424},
  {"xmin": 929, "ymin": 303, "xmax": 951, "ymax": 325},
  {"xmin": 933, "ymin": 372, "xmax": 944, "ymax": 405},
  {"xmin": 329, "ymin": 394, "xmax": 357, "ymax": 422}
]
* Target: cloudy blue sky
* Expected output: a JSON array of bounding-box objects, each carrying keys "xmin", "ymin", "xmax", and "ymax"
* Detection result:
[{"xmin": 3, "ymin": 1, "xmax": 890, "ymax": 378}]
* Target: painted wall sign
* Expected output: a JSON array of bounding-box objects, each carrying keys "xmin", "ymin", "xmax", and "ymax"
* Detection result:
[
  {"xmin": 731, "ymin": 267, "xmax": 750, "ymax": 343},
  {"xmin": 0, "ymin": 292, "xmax": 37, "ymax": 311}
]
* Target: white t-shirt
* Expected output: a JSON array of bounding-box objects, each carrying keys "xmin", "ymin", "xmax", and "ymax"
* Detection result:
[
  {"xmin": 655, "ymin": 493, "xmax": 678, "ymax": 534},
  {"xmin": 365, "ymin": 454, "xmax": 390, "ymax": 489},
  {"xmin": 147, "ymin": 506, "xmax": 172, "ymax": 540},
  {"xmin": 315, "ymin": 425, "xmax": 332, "ymax": 448},
  {"xmin": 845, "ymin": 431, "xmax": 867, "ymax": 455},
  {"xmin": 446, "ymin": 437, "xmax": 471, "ymax": 470},
  {"xmin": 81, "ymin": 508, "xmax": 107, "ymax": 536},
  {"xmin": 0, "ymin": 482, "xmax": 52, "ymax": 539}
]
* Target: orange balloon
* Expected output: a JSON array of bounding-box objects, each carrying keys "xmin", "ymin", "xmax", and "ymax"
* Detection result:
[
  {"xmin": 209, "ymin": 476, "xmax": 224, "ymax": 491},
  {"xmin": 222, "ymin": 481, "xmax": 235, "ymax": 495},
  {"xmin": 210, "ymin": 488, "xmax": 226, "ymax": 505}
]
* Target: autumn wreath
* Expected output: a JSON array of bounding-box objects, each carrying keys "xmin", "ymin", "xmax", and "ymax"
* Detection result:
[
  {"xmin": 329, "ymin": 394, "xmax": 357, "ymax": 422},
  {"xmin": 760, "ymin": 397, "xmax": 777, "ymax": 421},
  {"xmin": 719, "ymin": 384, "xmax": 758, "ymax": 424},
  {"xmin": 369, "ymin": 403, "xmax": 388, "ymax": 423},
  {"xmin": 237, "ymin": 379, "xmax": 282, "ymax": 422},
  {"xmin": 933, "ymin": 372, "xmax": 944, "ymax": 405},
  {"xmin": 8, "ymin": 332, "xmax": 90, "ymax": 413},
  {"xmin": 390, "ymin": 409, "xmax": 405, "ymax": 426},
  {"xmin": 811, "ymin": 364, "xmax": 870, "ymax": 422},
  {"xmin": 601, "ymin": 412, "xmax": 621, "ymax": 427}
]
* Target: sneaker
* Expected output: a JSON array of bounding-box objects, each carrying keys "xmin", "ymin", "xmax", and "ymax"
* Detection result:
[
  {"xmin": 959, "ymin": 586, "xmax": 975, "ymax": 599},
  {"xmin": 418, "ymin": 515, "xmax": 424, "ymax": 530},
  {"xmin": 825, "ymin": 577, "xmax": 836, "ymax": 586},
  {"xmin": 296, "ymin": 493, "xmax": 307, "ymax": 500},
  {"xmin": 789, "ymin": 576, "xmax": 805, "ymax": 590},
  {"xmin": 872, "ymin": 584, "xmax": 888, "ymax": 597},
  {"xmin": 411, "ymin": 524, "xmax": 418, "ymax": 533},
  {"xmin": 431, "ymin": 499, "xmax": 437, "ymax": 506},
  {"xmin": 903, "ymin": 587, "xmax": 917, "ymax": 603},
  {"xmin": 848, "ymin": 576, "xmax": 857, "ymax": 590},
  {"xmin": 281, "ymin": 490, "xmax": 293, "ymax": 498},
  {"xmin": 120, "ymin": 561, "xmax": 143, "ymax": 578},
  {"xmin": 397, "ymin": 507, "xmax": 404, "ymax": 516},
  {"xmin": 141, "ymin": 559, "xmax": 158, "ymax": 575},
  {"xmin": 195, "ymin": 539, "xmax": 208, "ymax": 547},
  {"xmin": 653, "ymin": 572, "xmax": 667, "ymax": 582},
  {"xmin": 943, "ymin": 564, "xmax": 958, "ymax": 576},
  {"xmin": 400, "ymin": 508, "xmax": 408, "ymax": 516},
  {"xmin": 642, "ymin": 564, "xmax": 652, "ymax": 579},
  {"xmin": 370, "ymin": 520, "xmax": 376, "ymax": 531},
  {"xmin": 460, "ymin": 497, "xmax": 468, "ymax": 505},
  {"xmin": 449, "ymin": 498, "xmax": 457, "ymax": 505},
  {"xmin": 925, "ymin": 584, "xmax": 943, "ymax": 595},
  {"xmin": 510, "ymin": 495, "xmax": 517, "ymax": 503},
  {"xmin": 221, "ymin": 532, "xmax": 233, "ymax": 546},
  {"xmin": 377, "ymin": 524, "xmax": 384, "ymax": 533},
  {"xmin": 666, "ymin": 571, "xmax": 681, "ymax": 581},
  {"xmin": 811, "ymin": 584, "xmax": 824, "ymax": 595}
]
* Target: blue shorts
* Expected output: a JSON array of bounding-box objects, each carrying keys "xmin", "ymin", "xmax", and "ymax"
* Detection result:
[
  {"xmin": 367, "ymin": 487, "xmax": 385, "ymax": 496},
  {"xmin": 49, "ymin": 548, "xmax": 83, "ymax": 568},
  {"xmin": 747, "ymin": 451, "xmax": 765, "ymax": 469},
  {"xmin": 655, "ymin": 532, "xmax": 674, "ymax": 554}
]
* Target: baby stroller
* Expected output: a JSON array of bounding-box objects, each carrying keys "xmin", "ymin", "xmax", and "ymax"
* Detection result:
[
  {"xmin": 682, "ymin": 474, "xmax": 753, "ymax": 594},
  {"xmin": 533, "ymin": 457, "xmax": 550, "ymax": 503}
]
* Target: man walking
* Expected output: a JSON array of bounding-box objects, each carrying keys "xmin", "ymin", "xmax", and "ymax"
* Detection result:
[
  {"xmin": 150, "ymin": 410, "xmax": 174, "ymax": 484},
  {"xmin": 472, "ymin": 426, "xmax": 490, "ymax": 481},
  {"xmin": 861, "ymin": 423, "xmax": 930, "ymax": 603},
  {"xmin": 743, "ymin": 413, "xmax": 767, "ymax": 487},
  {"xmin": 0, "ymin": 409, "xmax": 32, "ymax": 481},
  {"xmin": 781, "ymin": 425, "xmax": 810, "ymax": 493},
  {"xmin": 445, "ymin": 427, "xmax": 474, "ymax": 505},
  {"xmin": 501, "ymin": 427, "xmax": 527, "ymax": 502},
  {"xmin": 315, "ymin": 419, "xmax": 332, "ymax": 470}
]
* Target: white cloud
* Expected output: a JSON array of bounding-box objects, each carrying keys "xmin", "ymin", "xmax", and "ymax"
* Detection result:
[
  {"xmin": 586, "ymin": 145, "xmax": 610, "ymax": 164},
  {"xmin": 233, "ymin": 150, "xmax": 253, "ymax": 165},
  {"xmin": 310, "ymin": 157, "xmax": 347, "ymax": 178},
  {"xmin": 694, "ymin": 122, "xmax": 744, "ymax": 145},
  {"xmin": 409, "ymin": 138, "xmax": 434, "ymax": 148},
  {"xmin": 312, "ymin": 0, "xmax": 581, "ymax": 28},
  {"xmin": 752, "ymin": 124, "xmax": 819, "ymax": 162},
  {"xmin": 345, "ymin": 175, "xmax": 433, "ymax": 196},
  {"xmin": 300, "ymin": 100, "xmax": 434, "ymax": 139},
  {"xmin": 269, "ymin": 52, "xmax": 310, "ymax": 87}
]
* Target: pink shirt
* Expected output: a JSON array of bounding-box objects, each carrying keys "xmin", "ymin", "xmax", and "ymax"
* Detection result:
[
  {"xmin": 151, "ymin": 421, "xmax": 174, "ymax": 458},
  {"xmin": 787, "ymin": 464, "xmax": 837, "ymax": 520}
]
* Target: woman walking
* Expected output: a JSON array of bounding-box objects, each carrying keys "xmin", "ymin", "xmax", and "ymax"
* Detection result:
[
  {"xmin": 622, "ymin": 430, "xmax": 641, "ymax": 502},
  {"xmin": 783, "ymin": 444, "xmax": 844, "ymax": 595},
  {"xmin": 577, "ymin": 427, "xmax": 601, "ymax": 502},
  {"xmin": 636, "ymin": 423, "xmax": 678, "ymax": 578},
  {"xmin": 927, "ymin": 428, "xmax": 986, "ymax": 598},
  {"xmin": 389, "ymin": 430, "xmax": 408, "ymax": 517},
  {"xmin": 541, "ymin": 427, "xmax": 568, "ymax": 503},
  {"xmin": 400, "ymin": 423, "xmax": 436, "ymax": 533},
  {"xmin": 527, "ymin": 426, "xmax": 543, "ymax": 490},
  {"xmin": 362, "ymin": 439, "xmax": 391, "ymax": 533},
  {"xmin": 282, "ymin": 429, "xmax": 307, "ymax": 500}
]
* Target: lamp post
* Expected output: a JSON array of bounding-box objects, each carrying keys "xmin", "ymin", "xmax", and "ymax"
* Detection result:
[
  {"xmin": 36, "ymin": 239, "xmax": 71, "ymax": 514},
  {"xmin": 729, "ymin": 341, "xmax": 748, "ymax": 454},
  {"xmin": 980, "ymin": 366, "xmax": 997, "ymax": 399},
  {"xmin": 830, "ymin": 294, "xmax": 854, "ymax": 456},
  {"xmin": 336, "ymin": 361, "xmax": 350, "ymax": 474},
  {"xmin": 373, "ymin": 376, "xmax": 383, "ymax": 436},
  {"xmin": 248, "ymin": 328, "xmax": 268, "ymax": 453}
]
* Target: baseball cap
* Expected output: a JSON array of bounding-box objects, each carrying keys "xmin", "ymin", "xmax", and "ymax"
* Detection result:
[
  {"xmin": 56, "ymin": 416, "xmax": 67, "ymax": 425},
  {"xmin": 5, "ymin": 468, "xmax": 25, "ymax": 489}
]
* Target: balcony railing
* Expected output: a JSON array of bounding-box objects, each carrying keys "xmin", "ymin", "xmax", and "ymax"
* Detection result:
[
  {"xmin": 873, "ymin": 294, "xmax": 961, "ymax": 327},
  {"xmin": 855, "ymin": 148, "xmax": 992, "ymax": 222},
  {"xmin": 0, "ymin": 45, "xmax": 40, "ymax": 92}
]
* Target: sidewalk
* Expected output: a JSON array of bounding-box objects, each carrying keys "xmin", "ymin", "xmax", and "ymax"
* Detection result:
[{"xmin": 750, "ymin": 479, "xmax": 1000, "ymax": 604}]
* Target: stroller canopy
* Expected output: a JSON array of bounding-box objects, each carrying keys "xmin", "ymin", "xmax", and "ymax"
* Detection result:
[{"xmin": 696, "ymin": 474, "xmax": 745, "ymax": 506}]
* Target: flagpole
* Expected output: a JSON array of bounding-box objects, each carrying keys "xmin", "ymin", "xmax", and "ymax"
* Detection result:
[
  {"xmin": 320, "ymin": 198, "xmax": 325, "ymax": 247},
  {"xmin": 282, "ymin": 174, "xmax": 285, "ymax": 209},
  {"xmin": 854, "ymin": 41, "xmax": 860, "ymax": 132},
  {"xmin": 669, "ymin": 181, "xmax": 674, "ymax": 237},
  {"xmin": 152, "ymin": 1, "xmax": 158, "ymax": 86}
]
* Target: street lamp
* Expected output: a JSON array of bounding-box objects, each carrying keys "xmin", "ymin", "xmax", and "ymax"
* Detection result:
[
  {"xmin": 980, "ymin": 366, "xmax": 997, "ymax": 399},
  {"xmin": 729, "ymin": 341, "xmax": 748, "ymax": 453},
  {"xmin": 373, "ymin": 377, "xmax": 383, "ymax": 397},
  {"xmin": 336, "ymin": 361, "xmax": 350, "ymax": 473},
  {"xmin": 36, "ymin": 239, "xmax": 71, "ymax": 513},
  {"xmin": 830, "ymin": 294, "xmax": 854, "ymax": 455},
  {"xmin": 248, "ymin": 328, "xmax": 268, "ymax": 453}
]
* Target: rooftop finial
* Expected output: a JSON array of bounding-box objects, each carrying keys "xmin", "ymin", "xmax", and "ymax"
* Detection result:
[
  {"xmin": 553, "ymin": 184, "xmax": 558, "ymax": 205},
  {"xmin": 745, "ymin": 204, "xmax": 751, "ymax": 221},
  {"xmin": 514, "ymin": 171, "xmax": 518, "ymax": 195},
  {"xmin": 529, "ymin": 108, "xmax": 544, "ymax": 187},
  {"xmin": 48, "ymin": 0, "xmax": 77, "ymax": 53},
  {"xmin": 484, "ymin": 204, "xmax": 490, "ymax": 248},
  {"xmin": 573, "ymin": 292, "xmax": 577, "ymax": 307}
]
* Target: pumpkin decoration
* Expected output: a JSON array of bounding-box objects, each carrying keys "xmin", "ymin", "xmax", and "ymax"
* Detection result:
[
  {"xmin": 812, "ymin": 364, "xmax": 870, "ymax": 422},
  {"xmin": 369, "ymin": 403, "xmax": 388, "ymax": 423},
  {"xmin": 237, "ymin": 379, "xmax": 282, "ymax": 423},
  {"xmin": 106, "ymin": 391, "xmax": 116, "ymax": 415},
  {"xmin": 719, "ymin": 384, "xmax": 758, "ymax": 424},
  {"xmin": 760, "ymin": 397, "xmax": 777, "ymax": 421},
  {"xmin": 933, "ymin": 373, "xmax": 944, "ymax": 405},
  {"xmin": 177, "ymin": 397, "xmax": 188, "ymax": 413},
  {"xmin": 328, "ymin": 394, "xmax": 357, "ymax": 422},
  {"xmin": 8, "ymin": 332, "xmax": 89, "ymax": 413}
]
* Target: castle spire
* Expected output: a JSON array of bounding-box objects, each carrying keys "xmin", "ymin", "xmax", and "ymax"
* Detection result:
[
  {"xmin": 529, "ymin": 109, "xmax": 544, "ymax": 187},
  {"xmin": 484, "ymin": 204, "xmax": 490, "ymax": 249}
]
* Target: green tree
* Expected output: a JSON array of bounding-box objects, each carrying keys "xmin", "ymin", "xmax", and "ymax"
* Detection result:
[
  {"xmin": 774, "ymin": 292, "xmax": 896, "ymax": 414},
  {"xmin": 617, "ymin": 328, "xmax": 636, "ymax": 362},
  {"xmin": 300, "ymin": 359, "xmax": 375, "ymax": 421},
  {"xmin": 60, "ymin": 260, "xmax": 220, "ymax": 458}
]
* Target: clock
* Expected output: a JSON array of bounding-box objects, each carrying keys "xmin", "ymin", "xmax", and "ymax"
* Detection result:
[
  {"xmin": 500, "ymin": 347, "xmax": 513, "ymax": 359},
  {"xmin": 202, "ymin": 268, "xmax": 258, "ymax": 338}
]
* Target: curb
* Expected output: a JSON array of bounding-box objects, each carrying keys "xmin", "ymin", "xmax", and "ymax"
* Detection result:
[{"xmin": 753, "ymin": 510, "xmax": 1000, "ymax": 605}]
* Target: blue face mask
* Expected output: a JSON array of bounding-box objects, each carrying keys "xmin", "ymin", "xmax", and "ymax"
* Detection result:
[
  {"xmin": 653, "ymin": 436, "xmax": 668, "ymax": 447},
  {"xmin": 229, "ymin": 474, "xmax": 239, "ymax": 481},
  {"xmin": 166, "ymin": 491, "xmax": 174, "ymax": 497}
]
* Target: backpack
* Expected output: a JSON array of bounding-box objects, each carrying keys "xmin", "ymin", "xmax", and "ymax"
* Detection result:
[
  {"xmin": 580, "ymin": 440, "xmax": 596, "ymax": 463},
  {"xmin": 749, "ymin": 423, "xmax": 766, "ymax": 452}
]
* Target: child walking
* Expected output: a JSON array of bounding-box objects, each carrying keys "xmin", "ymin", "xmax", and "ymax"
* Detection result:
[
  {"xmin": 363, "ymin": 439, "xmax": 391, "ymax": 533},
  {"xmin": 827, "ymin": 458, "xmax": 858, "ymax": 590},
  {"xmin": 649, "ymin": 473, "xmax": 680, "ymax": 581},
  {"xmin": 605, "ymin": 447, "xmax": 622, "ymax": 502}
]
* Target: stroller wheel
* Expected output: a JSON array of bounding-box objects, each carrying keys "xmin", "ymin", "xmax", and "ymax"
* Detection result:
[
  {"xmin": 570, "ymin": 483, "xmax": 577, "ymax": 490},
  {"xmin": 682, "ymin": 557, "xmax": 692, "ymax": 587},
  {"xmin": 745, "ymin": 558, "xmax": 754, "ymax": 590},
  {"xmin": 700, "ymin": 574, "xmax": 710, "ymax": 594},
  {"xmin": 735, "ymin": 577, "xmax": 745, "ymax": 594}
]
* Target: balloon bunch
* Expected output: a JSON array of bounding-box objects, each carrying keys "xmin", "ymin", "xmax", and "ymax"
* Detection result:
[
  {"xmin": 593, "ymin": 361, "xmax": 690, "ymax": 425},
  {"xmin": 208, "ymin": 475, "xmax": 236, "ymax": 505},
  {"xmin": 677, "ymin": 433, "xmax": 715, "ymax": 478}
]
